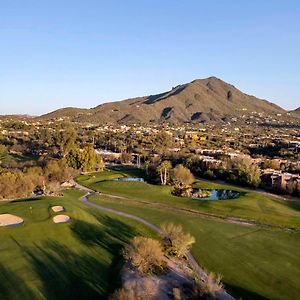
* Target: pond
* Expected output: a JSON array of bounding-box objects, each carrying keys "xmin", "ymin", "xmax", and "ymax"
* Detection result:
[
  {"xmin": 113, "ymin": 177, "xmax": 145, "ymax": 182},
  {"xmin": 192, "ymin": 189, "xmax": 240, "ymax": 201}
]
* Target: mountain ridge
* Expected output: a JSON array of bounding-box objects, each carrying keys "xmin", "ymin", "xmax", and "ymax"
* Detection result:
[{"xmin": 40, "ymin": 77, "xmax": 289, "ymax": 124}]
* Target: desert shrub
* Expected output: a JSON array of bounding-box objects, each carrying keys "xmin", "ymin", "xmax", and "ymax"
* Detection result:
[
  {"xmin": 171, "ymin": 287, "xmax": 182, "ymax": 300},
  {"xmin": 110, "ymin": 278, "xmax": 158, "ymax": 300},
  {"xmin": 202, "ymin": 272, "xmax": 223, "ymax": 297},
  {"xmin": 161, "ymin": 223, "xmax": 195, "ymax": 258},
  {"xmin": 189, "ymin": 272, "xmax": 223, "ymax": 299},
  {"xmin": 123, "ymin": 236, "xmax": 166, "ymax": 275}
]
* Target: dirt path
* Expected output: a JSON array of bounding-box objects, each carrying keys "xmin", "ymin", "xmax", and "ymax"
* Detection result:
[{"xmin": 73, "ymin": 180, "xmax": 234, "ymax": 300}]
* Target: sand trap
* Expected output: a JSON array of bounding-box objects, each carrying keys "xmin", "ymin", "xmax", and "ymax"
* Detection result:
[
  {"xmin": 0, "ymin": 214, "xmax": 24, "ymax": 227},
  {"xmin": 51, "ymin": 206, "xmax": 64, "ymax": 213},
  {"xmin": 53, "ymin": 215, "xmax": 71, "ymax": 224}
]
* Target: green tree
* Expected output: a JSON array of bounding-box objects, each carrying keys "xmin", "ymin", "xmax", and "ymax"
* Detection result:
[
  {"xmin": 171, "ymin": 164, "xmax": 194, "ymax": 186},
  {"xmin": 231, "ymin": 156, "xmax": 261, "ymax": 187},
  {"xmin": 80, "ymin": 145, "xmax": 98, "ymax": 172},
  {"xmin": 65, "ymin": 146, "xmax": 82, "ymax": 169}
]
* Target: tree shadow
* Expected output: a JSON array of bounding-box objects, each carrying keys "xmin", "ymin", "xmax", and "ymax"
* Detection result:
[
  {"xmin": 24, "ymin": 241, "xmax": 109, "ymax": 300},
  {"xmin": 95, "ymin": 214, "xmax": 137, "ymax": 242},
  {"xmin": 19, "ymin": 215, "xmax": 140, "ymax": 299},
  {"xmin": 69, "ymin": 216, "xmax": 138, "ymax": 295},
  {"xmin": 107, "ymin": 165, "xmax": 145, "ymax": 178},
  {"xmin": 225, "ymin": 282, "xmax": 269, "ymax": 300},
  {"xmin": 0, "ymin": 263, "xmax": 36, "ymax": 300},
  {"xmin": 70, "ymin": 215, "xmax": 137, "ymax": 258},
  {"xmin": 282, "ymin": 200, "xmax": 300, "ymax": 213}
]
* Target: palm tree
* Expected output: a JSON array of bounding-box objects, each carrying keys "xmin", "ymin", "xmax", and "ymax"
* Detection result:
[{"xmin": 157, "ymin": 160, "xmax": 172, "ymax": 185}]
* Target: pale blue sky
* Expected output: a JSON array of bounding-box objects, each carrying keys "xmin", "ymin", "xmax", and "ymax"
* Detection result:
[{"xmin": 0, "ymin": 0, "xmax": 299, "ymax": 115}]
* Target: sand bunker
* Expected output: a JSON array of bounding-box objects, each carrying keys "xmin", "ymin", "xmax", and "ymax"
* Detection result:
[
  {"xmin": 53, "ymin": 215, "xmax": 71, "ymax": 224},
  {"xmin": 51, "ymin": 206, "xmax": 64, "ymax": 213},
  {"xmin": 0, "ymin": 214, "xmax": 24, "ymax": 227}
]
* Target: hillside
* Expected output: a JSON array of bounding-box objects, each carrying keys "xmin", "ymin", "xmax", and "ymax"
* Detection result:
[
  {"xmin": 40, "ymin": 77, "xmax": 286, "ymax": 124},
  {"xmin": 292, "ymin": 107, "xmax": 300, "ymax": 115}
]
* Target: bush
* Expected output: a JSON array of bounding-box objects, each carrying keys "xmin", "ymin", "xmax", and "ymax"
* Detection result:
[
  {"xmin": 110, "ymin": 279, "xmax": 158, "ymax": 300},
  {"xmin": 172, "ymin": 287, "xmax": 182, "ymax": 300},
  {"xmin": 189, "ymin": 272, "xmax": 223, "ymax": 299},
  {"xmin": 161, "ymin": 223, "xmax": 195, "ymax": 258},
  {"xmin": 123, "ymin": 236, "xmax": 166, "ymax": 275},
  {"xmin": 202, "ymin": 272, "xmax": 223, "ymax": 297}
]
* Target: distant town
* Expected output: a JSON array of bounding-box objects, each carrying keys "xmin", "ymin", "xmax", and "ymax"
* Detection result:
[{"xmin": 1, "ymin": 112, "xmax": 299, "ymax": 199}]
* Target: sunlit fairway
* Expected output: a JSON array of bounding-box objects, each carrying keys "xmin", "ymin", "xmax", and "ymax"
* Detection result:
[
  {"xmin": 77, "ymin": 167, "xmax": 300, "ymax": 230},
  {"xmin": 77, "ymin": 167, "xmax": 300, "ymax": 300},
  {"xmin": 0, "ymin": 189, "xmax": 156, "ymax": 300}
]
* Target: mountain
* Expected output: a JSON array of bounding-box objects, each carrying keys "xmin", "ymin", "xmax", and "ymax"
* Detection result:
[
  {"xmin": 41, "ymin": 77, "xmax": 286, "ymax": 124},
  {"xmin": 292, "ymin": 107, "xmax": 300, "ymax": 115}
]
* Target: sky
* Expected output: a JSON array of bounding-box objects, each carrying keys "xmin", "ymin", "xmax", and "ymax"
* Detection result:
[{"xmin": 0, "ymin": 0, "xmax": 299, "ymax": 115}]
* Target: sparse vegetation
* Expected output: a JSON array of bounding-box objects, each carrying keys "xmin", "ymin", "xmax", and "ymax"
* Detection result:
[
  {"xmin": 189, "ymin": 272, "xmax": 223, "ymax": 299},
  {"xmin": 161, "ymin": 223, "xmax": 195, "ymax": 258},
  {"xmin": 123, "ymin": 236, "xmax": 166, "ymax": 275},
  {"xmin": 110, "ymin": 279, "xmax": 158, "ymax": 300}
]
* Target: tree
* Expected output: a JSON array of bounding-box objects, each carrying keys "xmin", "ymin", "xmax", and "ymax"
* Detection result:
[
  {"xmin": 26, "ymin": 166, "xmax": 45, "ymax": 193},
  {"xmin": 123, "ymin": 236, "xmax": 166, "ymax": 275},
  {"xmin": 80, "ymin": 145, "xmax": 98, "ymax": 172},
  {"xmin": 153, "ymin": 132, "xmax": 173, "ymax": 154},
  {"xmin": 0, "ymin": 144, "xmax": 8, "ymax": 156},
  {"xmin": 45, "ymin": 159, "xmax": 76, "ymax": 183},
  {"xmin": 0, "ymin": 171, "xmax": 34, "ymax": 199},
  {"xmin": 157, "ymin": 160, "xmax": 172, "ymax": 185},
  {"xmin": 160, "ymin": 223, "xmax": 195, "ymax": 258},
  {"xmin": 53, "ymin": 125, "xmax": 77, "ymax": 157},
  {"xmin": 171, "ymin": 164, "xmax": 194, "ymax": 186},
  {"xmin": 65, "ymin": 146, "xmax": 82, "ymax": 169},
  {"xmin": 231, "ymin": 156, "xmax": 261, "ymax": 187},
  {"xmin": 120, "ymin": 152, "xmax": 132, "ymax": 164}
]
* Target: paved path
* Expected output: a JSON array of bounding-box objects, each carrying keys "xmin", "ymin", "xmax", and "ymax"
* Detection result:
[{"xmin": 74, "ymin": 180, "xmax": 234, "ymax": 300}]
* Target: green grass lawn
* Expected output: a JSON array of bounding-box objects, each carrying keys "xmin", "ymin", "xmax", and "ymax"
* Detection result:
[
  {"xmin": 76, "ymin": 166, "xmax": 300, "ymax": 300},
  {"xmin": 89, "ymin": 194, "xmax": 300, "ymax": 300},
  {"xmin": 76, "ymin": 169, "xmax": 300, "ymax": 230},
  {"xmin": 0, "ymin": 189, "xmax": 156, "ymax": 300}
]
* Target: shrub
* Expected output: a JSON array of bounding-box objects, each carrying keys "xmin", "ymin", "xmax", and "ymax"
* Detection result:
[
  {"xmin": 123, "ymin": 236, "xmax": 166, "ymax": 275},
  {"xmin": 110, "ymin": 279, "xmax": 158, "ymax": 300},
  {"xmin": 172, "ymin": 287, "xmax": 182, "ymax": 300},
  {"xmin": 190, "ymin": 272, "xmax": 223, "ymax": 299},
  {"xmin": 161, "ymin": 223, "xmax": 195, "ymax": 258}
]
